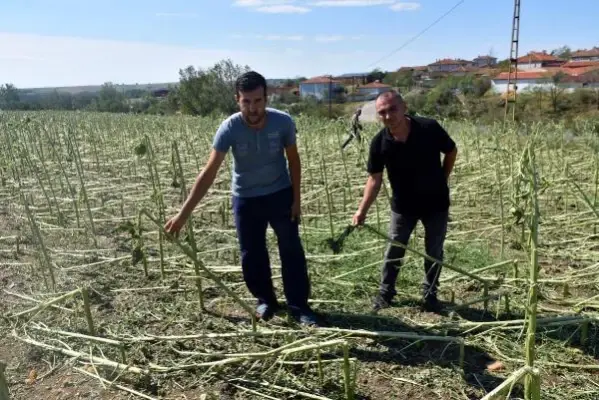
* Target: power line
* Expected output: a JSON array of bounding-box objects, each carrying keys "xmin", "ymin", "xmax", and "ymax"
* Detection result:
[{"xmin": 365, "ymin": 0, "xmax": 466, "ymax": 70}]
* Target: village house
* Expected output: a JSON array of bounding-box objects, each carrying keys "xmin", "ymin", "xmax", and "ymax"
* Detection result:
[
  {"xmin": 298, "ymin": 76, "xmax": 344, "ymax": 101},
  {"xmin": 334, "ymin": 72, "xmax": 369, "ymax": 86},
  {"xmin": 491, "ymin": 67, "xmax": 599, "ymax": 94},
  {"xmin": 427, "ymin": 58, "xmax": 473, "ymax": 73},
  {"xmin": 570, "ymin": 47, "xmax": 599, "ymax": 62},
  {"xmin": 516, "ymin": 51, "xmax": 565, "ymax": 70},
  {"xmin": 472, "ymin": 55, "xmax": 498, "ymax": 68}
]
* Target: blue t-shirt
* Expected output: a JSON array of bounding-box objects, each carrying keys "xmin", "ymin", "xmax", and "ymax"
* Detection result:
[{"xmin": 212, "ymin": 108, "xmax": 297, "ymax": 198}]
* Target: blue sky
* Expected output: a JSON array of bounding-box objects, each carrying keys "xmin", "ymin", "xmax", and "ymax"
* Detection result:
[{"xmin": 1, "ymin": 0, "xmax": 598, "ymax": 88}]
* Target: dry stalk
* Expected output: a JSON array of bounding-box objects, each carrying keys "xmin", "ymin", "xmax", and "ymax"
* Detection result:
[
  {"xmin": 73, "ymin": 367, "xmax": 158, "ymax": 400},
  {"xmin": 0, "ymin": 361, "xmax": 8, "ymax": 400}
]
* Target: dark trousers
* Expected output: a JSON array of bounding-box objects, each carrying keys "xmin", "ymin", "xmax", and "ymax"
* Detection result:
[
  {"xmin": 380, "ymin": 209, "xmax": 448, "ymax": 299},
  {"xmin": 232, "ymin": 186, "xmax": 310, "ymax": 311}
]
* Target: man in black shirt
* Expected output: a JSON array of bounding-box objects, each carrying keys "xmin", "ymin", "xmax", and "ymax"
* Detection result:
[{"xmin": 352, "ymin": 90, "xmax": 457, "ymax": 313}]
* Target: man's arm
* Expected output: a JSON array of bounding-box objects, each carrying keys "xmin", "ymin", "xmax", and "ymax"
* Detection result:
[
  {"xmin": 433, "ymin": 120, "xmax": 458, "ymax": 180},
  {"xmin": 357, "ymin": 172, "xmax": 383, "ymax": 216},
  {"xmin": 283, "ymin": 116, "xmax": 301, "ymax": 211},
  {"xmin": 354, "ymin": 135, "xmax": 384, "ymax": 224},
  {"xmin": 178, "ymin": 149, "xmax": 226, "ymax": 220},
  {"xmin": 285, "ymin": 144, "xmax": 301, "ymax": 205},
  {"xmin": 443, "ymin": 147, "xmax": 457, "ymax": 180}
]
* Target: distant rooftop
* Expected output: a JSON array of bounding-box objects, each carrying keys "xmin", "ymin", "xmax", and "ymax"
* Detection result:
[{"xmin": 335, "ymin": 72, "xmax": 370, "ymax": 78}]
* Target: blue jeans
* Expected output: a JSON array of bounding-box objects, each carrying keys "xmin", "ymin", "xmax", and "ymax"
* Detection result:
[{"xmin": 232, "ymin": 186, "xmax": 310, "ymax": 311}]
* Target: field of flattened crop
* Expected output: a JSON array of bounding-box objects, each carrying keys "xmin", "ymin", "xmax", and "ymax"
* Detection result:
[{"xmin": 1, "ymin": 111, "xmax": 599, "ymax": 400}]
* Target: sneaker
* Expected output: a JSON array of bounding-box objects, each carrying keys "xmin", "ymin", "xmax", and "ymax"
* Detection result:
[
  {"xmin": 372, "ymin": 293, "xmax": 392, "ymax": 312},
  {"xmin": 256, "ymin": 302, "xmax": 279, "ymax": 322},
  {"xmin": 289, "ymin": 307, "xmax": 319, "ymax": 327}
]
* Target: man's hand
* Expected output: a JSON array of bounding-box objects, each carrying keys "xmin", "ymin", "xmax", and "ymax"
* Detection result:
[
  {"xmin": 164, "ymin": 212, "xmax": 188, "ymax": 237},
  {"xmin": 352, "ymin": 210, "xmax": 366, "ymax": 226},
  {"xmin": 291, "ymin": 201, "xmax": 301, "ymax": 222}
]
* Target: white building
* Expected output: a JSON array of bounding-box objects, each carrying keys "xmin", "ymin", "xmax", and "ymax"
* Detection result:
[
  {"xmin": 491, "ymin": 68, "xmax": 599, "ymax": 94},
  {"xmin": 299, "ymin": 76, "xmax": 344, "ymax": 101}
]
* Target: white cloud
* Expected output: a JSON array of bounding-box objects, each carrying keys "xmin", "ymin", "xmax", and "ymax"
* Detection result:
[
  {"xmin": 0, "ymin": 32, "xmax": 381, "ymax": 87},
  {"xmin": 232, "ymin": 0, "xmax": 309, "ymax": 13},
  {"xmin": 233, "ymin": 0, "xmax": 294, "ymax": 6},
  {"xmin": 390, "ymin": 2, "xmax": 421, "ymax": 11},
  {"xmin": 256, "ymin": 5, "xmax": 311, "ymax": 13},
  {"xmin": 310, "ymin": 0, "xmax": 394, "ymax": 6},
  {"xmin": 314, "ymin": 35, "xmax": 345, "ymax": 42},
  {"xmin": 258, "ymin": 34, "xmax": 305, "ymax": 41},
  {"xmin": 232, "ymin": 33, "xmax": 367, "ymax": 42},
  {"xmin": 232, "ymin": 0, "xmax": 412, "ymax": 12},
  {"xmin": 230, "ymin": 33, "xmax": 304, "ymax": 41}
]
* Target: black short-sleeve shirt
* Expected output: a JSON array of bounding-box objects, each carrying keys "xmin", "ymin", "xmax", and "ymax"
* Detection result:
[{"xmin": 367, "ymin": 115, "xmax": 456, "ymax": 216}]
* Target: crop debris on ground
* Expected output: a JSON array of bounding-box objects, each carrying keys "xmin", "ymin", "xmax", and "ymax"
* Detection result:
[{"xmin": 0, "ymin": 112, "xmax": 598, "ymax": 399}]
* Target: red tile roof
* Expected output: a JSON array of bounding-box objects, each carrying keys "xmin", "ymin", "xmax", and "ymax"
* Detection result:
[
  {"xmin": 571, "ymin": 47, "xmax": 599, "ymax": 58},
  {"xmin": 494, "ymin": 68, "xmax": 563, "ymax": 80},
  {"xmin": 428, "ymin": 58, "xmax": 471, "ymax": 66},
  {"xmin": 493, "ymin": 66, "xmax": 599, "ymax": 81},
  {"xmin": 516, "ymin": 51, "xmax": 563, "ymax": 63},
  {"xmin": 561, "ymin": 60, "xmax": 599, "ymax": 69}
]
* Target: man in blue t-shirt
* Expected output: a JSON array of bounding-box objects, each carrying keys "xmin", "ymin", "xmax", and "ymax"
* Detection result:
[{"xmin": 164, "ymin": 71, "xmax": 318, "ymax": 327}]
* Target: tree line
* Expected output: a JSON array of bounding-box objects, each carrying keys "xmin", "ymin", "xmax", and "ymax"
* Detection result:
[{"xmin": 2, "ymin": 55, "xmax": 598, "ymax": 123}]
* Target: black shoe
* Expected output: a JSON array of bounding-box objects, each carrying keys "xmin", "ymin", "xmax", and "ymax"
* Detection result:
[
  {"xmin": 289, "ymin": 306, "xmax": 320, "ymax": 327},
  {"xmin": 421, "ymin": 295, "xmax": 442, "ymax": 313},
  {"xmin": 256, "ymin": 302, "xmax": 279, "ymax": 322},
  {"xmin": 372, "ymin": 293, "xmax": 392, "ymax": 312}
]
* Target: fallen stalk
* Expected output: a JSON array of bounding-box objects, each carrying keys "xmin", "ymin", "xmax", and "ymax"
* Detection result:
[
  {"xmin": 140, "ymin": 208, "xmax": 257, "ymax": 331},
  {"xmin": 73, "ymin": 367, "xmax": 158, "ymax": 400},
  {"xmin": 0, "ymin": 361, "xmax": 8, "ymax": 400},
  {"xmin": 480, "ymin": 366, "xmax": 533, "ymax": 400},
  {"xmin": 14, "ymin": 334, "xmax": 148, "ymax": 375},
  {"xmin": 229, "ymin": 377, "xmax": 334, "ymax": 400}
]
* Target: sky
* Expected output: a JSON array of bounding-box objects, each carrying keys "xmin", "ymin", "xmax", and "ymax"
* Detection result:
[{"xmin": 1, "ymin": 0, "xmax": 598, "ymax": 88}]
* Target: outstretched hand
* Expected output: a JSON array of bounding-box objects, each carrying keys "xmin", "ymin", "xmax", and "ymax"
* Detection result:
[
  {"xmin": 164, "ymin": 212, "xmax": 187, "ymax": 237},
  {"xmin": 352, "ymin": 210, "xmax": 366, "ymax": 226}
]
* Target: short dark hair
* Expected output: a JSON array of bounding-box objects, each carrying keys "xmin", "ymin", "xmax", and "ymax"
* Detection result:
[
  {"xmin": 235, "ymin": 71, "xmax": 267, "ymax": 97},
  {"xmin": 376, "ymin": 89, "xmax": 404, "ymax": 104}
]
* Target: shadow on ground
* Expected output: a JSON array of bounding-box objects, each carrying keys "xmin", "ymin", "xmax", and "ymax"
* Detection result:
[{"xmin": 320, "ymin": 304, "xmax": 526, "ymax": 399}]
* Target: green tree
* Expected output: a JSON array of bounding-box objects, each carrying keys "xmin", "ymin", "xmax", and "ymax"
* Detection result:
[
  {"xmin": 551, "ymin": 45, "xmax": 572, "ymax": 60},
  {"xmin": 0, "ymin": 84, "xmax": 21, "ymax": 109},
  {"xmin": 93, "ymin": 83, "xmax": 129, "ymax": 113},
  {"xmin": 177, "ymin": 59, "xmax": 251, "ymax": 116},
  {"xmin": 547, "ymin": 71, "xmax": 568, "ymax": 113},
  {"xmin": 384, "ymin": 70, "xmax": 415, "ymax": 91},
  {"xmin": 367, "ymin": 68, "xmax": 386, "ymax": 83}
]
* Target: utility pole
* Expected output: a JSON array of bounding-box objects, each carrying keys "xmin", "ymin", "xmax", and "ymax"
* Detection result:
[{"xmin": 504, "ymin": 0, "xmax": 521, "ymax": 123}]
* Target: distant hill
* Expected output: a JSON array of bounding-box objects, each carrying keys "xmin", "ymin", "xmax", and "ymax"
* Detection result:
[
  {"xmin": 20, "ymin": 78, "xmax": 291, "ymax": 95},
  {"xmin": 19, "ymin": 82, "xmax": 179, "ymax": 95}
]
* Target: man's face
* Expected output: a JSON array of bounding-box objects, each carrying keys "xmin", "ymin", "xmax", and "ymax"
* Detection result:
[
  {"xmin": 375, "ymin": 93, "xmax": 406, "ymax": 131},
  {"xmin": 236, "ymin": 86, "xmax": 267, "ymax": 126}
]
